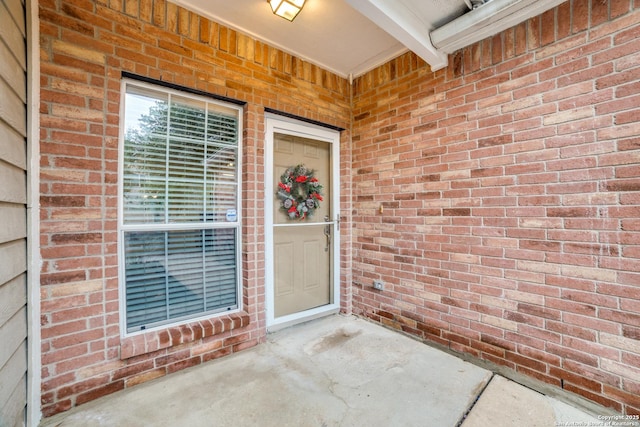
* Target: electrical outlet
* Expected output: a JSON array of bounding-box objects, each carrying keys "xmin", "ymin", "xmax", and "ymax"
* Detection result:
[{"xmin": 373, "ymin": 280, "xmax": 384, "ymax": 291}]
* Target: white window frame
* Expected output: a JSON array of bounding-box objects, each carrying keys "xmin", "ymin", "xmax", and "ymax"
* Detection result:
[{"xmin": 117, "ymin": 79, "xmax": 243, "ymax": 337}]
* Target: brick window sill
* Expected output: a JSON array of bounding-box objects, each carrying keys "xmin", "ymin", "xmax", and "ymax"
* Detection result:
[{"xmin": 120, "ymin": 312, "xmax": 251, "ymax": 360}]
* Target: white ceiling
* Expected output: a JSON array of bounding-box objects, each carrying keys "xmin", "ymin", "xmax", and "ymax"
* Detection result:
[
  {"xmin": 174, "ymin": 0, "xmax": 566, "ymax": 78},
  {"xmin": 174, "ymin": 0, "xmax": 470, "ymax": 78}
]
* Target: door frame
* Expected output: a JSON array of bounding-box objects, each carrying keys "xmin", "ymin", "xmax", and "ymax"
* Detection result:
[{"xmin": 264, "ymin": 113, "xmax": 341, "ymax": 330}]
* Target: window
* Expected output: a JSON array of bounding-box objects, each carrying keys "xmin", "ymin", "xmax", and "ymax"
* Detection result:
[{"xmin": 119, "ymin": 80, "xmax": 242, "ymax": 334}]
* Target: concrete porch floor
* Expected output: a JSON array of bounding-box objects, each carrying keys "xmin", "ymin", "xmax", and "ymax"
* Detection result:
[{"xmin": 41, "ymin": 315, "xmax": 607, "ymax": 427}]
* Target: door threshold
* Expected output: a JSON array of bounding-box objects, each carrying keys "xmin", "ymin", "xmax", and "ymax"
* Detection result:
[{"xmin": 267, "ymin": 306, "xmax": 340, "ymax": 333}]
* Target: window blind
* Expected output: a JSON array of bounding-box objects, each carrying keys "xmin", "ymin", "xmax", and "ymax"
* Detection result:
[{"xmin": 124, "ymin": 229, "xmax": 238, "ymax": 330}]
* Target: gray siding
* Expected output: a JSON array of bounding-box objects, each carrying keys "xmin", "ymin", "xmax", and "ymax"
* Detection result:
[{"xmin": 0, "ymin": 0, "xmax": 28, "ymax": 423}]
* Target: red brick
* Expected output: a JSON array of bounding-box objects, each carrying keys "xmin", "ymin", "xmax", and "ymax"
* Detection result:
[
  {"xmin": 556, "ymin": 1, "xmax": 571, "ymax": 39},
  {"xmin": 56, "ymin": 375, "xmax": 110, "ymax": 400},
  {"xmin": 550, "ymin": 367, "xmax": 603, "ymax": 392},
  {"xmin": 42, "ymin": 344, "xmax": 88, "ymax": 366},
  {"xmin": 51, "ymin": 329, "xmax": 103, "ymax": 349},
  {"xmin": 566, "ymin": 385, "xmax": 623, "ymax": 412},
  {"xmin": 480, "ymin": 333, "xmax": 516, "ymax": 352},
  {"xmin": 600, "ymin": 309, "xmax": 640, "ymax": 327},
  {"xmin": 527, "ymin": 16, "xmax": 541, "ymax": 50},
  {"xmin": 154, "ymin": 349, "xmax": 191, "ymax": 368},
  {"xmin": 546, "ymin": 342, "xmax": 599, "ymax": 366},
  {"xmin": 42, "ymin": 400, "xmax": 72, "ymax": 418},
  {"xmin": 591, "ymin": 0, "xmax": 609, "ymax": 27},
  {"xmin": 541, "ymin": 9, "xmax": 557, "ymax": 46},
  {"xmin": 611, "ymin": 0, "xmax": 631, "ymax": 18},
  {"xmin": 75, "ymin": 380, "xmax": 125, "ymax": 405},
  {"xmin": 232, "ymin": 338, "xmax": 259, "ymax": 353},
  {"xmin": 505, "ymin": 350, "xmax": 547, "ymax": 373},
  {"xmin": 55, "ymin": 352, "xmax": 106, "ymax": 374},
  {"xmin": 41, "ymin": 271, "xmax": 87, "ymax": 286},
  {"xmin": 572, "ymin": 0, "xmax": 590, "ymax": 33},
  {"xmin": 604, "ymin": 385, "xmax": 640, "ymax": 410},
  {"xmin": 166, "ymin": 356, "xmax": 202, "ymax": 374},
  {"xmin": 202, "ymin": 346, "xmax": 233, "ymax": 363},
  {"xmin": 111, "ymin": 361, "xmax": 155, "ymax": 383}
]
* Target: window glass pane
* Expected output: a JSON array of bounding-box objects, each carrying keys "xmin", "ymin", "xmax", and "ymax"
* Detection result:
[
  {"xmin": 125, "ymin": 86, "xmax": 169, "ymax": 134},
  {"xmin": 206, "ymin": 182, "xmax": 238, "ymax": 222},
  {"xmin": 167, "ymin": 231, "xmax": 205, "ymax": 317},
  {"xmin": 124, "ymin": 134, "xmax": 167, "ymax": 178},
  {"xmin": 123, "ymin": 90, "xmax": 169, "ymax": 226},
  {"xmin": 170, "ymin": 96, "xmax": 206, "ymax": 141},
  {"xmin": 205, "ymin": 144, "xmax": 237, "ymax": 178},
  {"xmin": 123, "ymin": 176, "xmax": 166, "ymax": 223},
  {"xmin": 124, "ymin": 229, "xmax": 238, "ymax": 332},
  {"xmin": 125, "ymin": 231, "xmax": 168, "ymax": 329},
  {"xmin": 204, "ymin": 228, "xmax": 238, "ymax": 307},
  {"xmin": 167, "ymin": 180, "xmax": 205, "ymax": 222},
  {"xmin": 168, "ymin": 137, "xmax": 205, "ymax": 181},
  {"xmin": 207, "ymin": 113, "xmax": 238, "ymax": 145},
  {"xmin": 205, "ymin": 144, "xmax": 238, "ymax": 222},
  {"xmin": 123, "ymin": 89, "xmax": 240, "ymax": 225}
]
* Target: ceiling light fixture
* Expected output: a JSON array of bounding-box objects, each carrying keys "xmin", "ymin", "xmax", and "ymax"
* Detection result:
[{"xmin": 268, "ymin": 0, "xmax": 306, "ymax": 22}]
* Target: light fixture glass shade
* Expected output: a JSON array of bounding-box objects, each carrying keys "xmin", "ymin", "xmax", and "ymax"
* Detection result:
[{"xmin": 268, "ymin": 0, "xmax": 306, "ymax": 22}]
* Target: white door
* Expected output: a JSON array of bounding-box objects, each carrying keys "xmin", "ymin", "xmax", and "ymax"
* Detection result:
[{"xmin": 265, "ymin": 115, "xmax": 340, "ymax": 329}]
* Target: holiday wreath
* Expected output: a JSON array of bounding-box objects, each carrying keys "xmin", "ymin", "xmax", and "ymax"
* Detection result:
[{"xmin": 276, "ymin": 164, "xmax": 324, "ymax": 220}]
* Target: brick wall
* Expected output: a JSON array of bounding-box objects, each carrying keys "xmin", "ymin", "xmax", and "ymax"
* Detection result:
[
  {"xmin": 39, "ymin": 0, "xmax": 350, "ymax": 416},
  {"xmin": 352, "ymin": 0, "xmax": 640, "ymax": 415}
]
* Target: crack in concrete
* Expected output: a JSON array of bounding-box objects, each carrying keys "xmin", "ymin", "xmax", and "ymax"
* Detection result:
[{"xmin": 455, "ymin": 373, "xmax": 496, "ymax": 427}]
